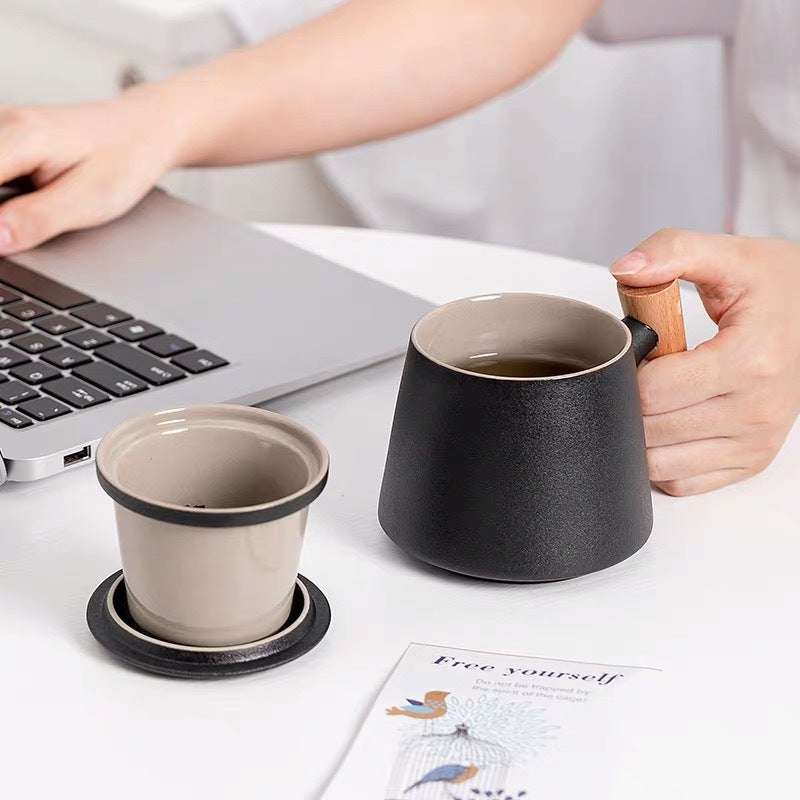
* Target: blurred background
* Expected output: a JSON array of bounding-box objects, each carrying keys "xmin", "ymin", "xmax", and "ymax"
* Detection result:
[{"xmin": 0, "ymin": 0, "xmax": 726, "ymax": 265}]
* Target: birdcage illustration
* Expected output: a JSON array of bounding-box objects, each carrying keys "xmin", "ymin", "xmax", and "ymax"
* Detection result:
[{"xmin": 385, "ymin": 723, "xmax": 511, "ymax": 800}]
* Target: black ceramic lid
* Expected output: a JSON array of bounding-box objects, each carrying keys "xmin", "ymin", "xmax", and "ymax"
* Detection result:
[{"xmin": 87, "ymin": 571, "xmax": 331, "ymax": 679}]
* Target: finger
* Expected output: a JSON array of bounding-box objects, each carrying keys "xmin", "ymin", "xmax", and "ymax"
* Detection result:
[
  {"xmin": 610, "ymin": 228, "xmax": 746, "ymax": 300},
  {"xmin": 654, "ymin": 469, "xmax": 749, "ymax": 497},
  {"xmin": 637, "ymin": 333, "xmax": 736, "ymax": 415},
  {"xmin": 0, "ymin": 165, "xmax": 105, "ymax": 253},
  {"xmin": 646, "ymin": 438, "xmax": 741, "ymax": 483},
  {"xmin": 31, "ymin": 162, "xmax": 72, "ymax": 187},
  {"xmin": 643, "ymin": 396, "xmax": 739, "ymax": 447},
  {"xmin": 0, "ymin": 126, "xmax": 44, "ymax": 188}
]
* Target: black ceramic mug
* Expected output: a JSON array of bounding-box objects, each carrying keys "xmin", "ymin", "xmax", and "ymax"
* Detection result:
[{"xmin": 378, "ymin": 287, "xmax": 685, "ymax": 582}]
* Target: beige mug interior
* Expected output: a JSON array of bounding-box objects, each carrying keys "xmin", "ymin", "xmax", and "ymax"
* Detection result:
[
  {"xmin": 96, "ymin": 404, "xmax": 329, "ymax": 647},
  {"xmin": 411, "ymin": 293, "xmax": 631, "ymax": 378}
]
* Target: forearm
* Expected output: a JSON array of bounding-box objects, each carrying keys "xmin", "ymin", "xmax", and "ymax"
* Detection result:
[{"xmin": 124, "ymin": 0, "xmax": 599, "ymax": 167}]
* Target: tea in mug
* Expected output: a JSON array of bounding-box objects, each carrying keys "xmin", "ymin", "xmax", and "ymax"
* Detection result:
[{"xmin": 459, "ymin": 353, "xmax": 592, "ymax": 378}]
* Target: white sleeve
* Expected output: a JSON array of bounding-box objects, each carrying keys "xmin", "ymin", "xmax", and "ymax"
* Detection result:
[
  {"xmin": 586, "ymin": 0, "xmax": 740, "ymax": 42},
  {"xmin": 224, "ymin": 0, "xmax": 344, "ymax": 41}
]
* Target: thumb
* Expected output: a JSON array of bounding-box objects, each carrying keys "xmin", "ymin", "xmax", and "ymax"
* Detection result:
[
  {"xmin": 610, "ymin": 228, "xmax": 747, "ymax": 305},
  {"xmin": 0, "ymin": 165, "xmax": 105, "ymax": 254}
]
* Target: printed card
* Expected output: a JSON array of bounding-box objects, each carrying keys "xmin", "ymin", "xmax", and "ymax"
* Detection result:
[{"xmin": 323, "ymin": 643, "xmax": 662, "ymax": 799}]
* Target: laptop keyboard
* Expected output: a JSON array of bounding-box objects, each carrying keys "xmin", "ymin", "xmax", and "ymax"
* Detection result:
[{"xmin": 0, "ymin": 259, "xmax": 228, "ymax": 430}]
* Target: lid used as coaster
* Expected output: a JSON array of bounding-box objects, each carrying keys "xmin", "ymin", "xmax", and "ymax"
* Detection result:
[{"xmin": 87, "ymin": 570, "xmax": 331, "ymax": 679}]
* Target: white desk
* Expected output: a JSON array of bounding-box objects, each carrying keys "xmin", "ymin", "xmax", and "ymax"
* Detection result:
[{"xmin": 2, "ymin": 226, "xmax": 797, "ymax": 799}]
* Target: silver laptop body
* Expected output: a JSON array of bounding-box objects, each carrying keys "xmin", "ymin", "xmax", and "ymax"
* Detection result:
[{"xmin": 0, "ymin": 190, "xmax": 431, "ymax": 485}]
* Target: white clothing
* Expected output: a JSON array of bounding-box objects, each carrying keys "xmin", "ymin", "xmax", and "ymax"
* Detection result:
[
  {"xmin": 225, "ymin": 0, "xmax": 798, "ymax": 259},
  {"xmin": 735, "ymin": 0, "xmax": 800, "ymax": 239}
]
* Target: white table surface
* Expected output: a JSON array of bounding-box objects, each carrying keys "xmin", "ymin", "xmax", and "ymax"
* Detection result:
[{"xmin": 2, "ymin": 225, "xmax": 797, "ymax": 799}]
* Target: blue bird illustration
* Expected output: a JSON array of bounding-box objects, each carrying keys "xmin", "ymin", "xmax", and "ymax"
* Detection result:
[
  {"xmin": 386, "ymin": 690, "xmax": 449, "ymax": 719},
  {"xmin": 404, "ymin": 763, "xmax": 479, "ymax": 793}
]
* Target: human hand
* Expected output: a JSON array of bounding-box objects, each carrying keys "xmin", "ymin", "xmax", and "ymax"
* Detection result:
[
  {"xmin": 0, "ymin": 90, "xmax": 185, "ymax": 254},
  {"xmin": 611, "ymin": 228, "xmax": 800, "ymax": 496}
]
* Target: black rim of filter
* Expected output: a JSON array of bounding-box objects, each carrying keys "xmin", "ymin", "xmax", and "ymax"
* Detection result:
[{"xmin": 96, "ymin": 468, "xmax": 329, "ymax": 528}]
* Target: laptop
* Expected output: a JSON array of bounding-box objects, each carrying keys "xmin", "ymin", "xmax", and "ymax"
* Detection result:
[{"xmin": 0, "ymin": 187, "xmax": 431, "ymax": 486}]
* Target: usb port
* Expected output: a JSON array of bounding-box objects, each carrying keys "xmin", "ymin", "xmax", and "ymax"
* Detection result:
[{"xmin": 63, "ymin": 446, "xmax": 91, "ymax": 467}]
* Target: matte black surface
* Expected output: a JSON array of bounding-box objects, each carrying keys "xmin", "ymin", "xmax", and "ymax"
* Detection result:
[
  {"xmin": 10, "ymin": 332, "xmax": 59, "ymax": 354},
  {"xmin": 0, "ymin": 381, "xmax": 39, "ymax": 404},
  {"xmin": 63, "ymin": 329, "xmax": 113, "ymax": 350},
  {"xmin": 71, "ymin": 302, "xmax": 132, "ymax": 327},
  {"xmin": 34, "ymin": 315, "xmax": 83, "ymax": 335},
  {"xmin": 0, "ymin": 408, "xmax": 32, "ymax": 428},
  {"xmin": 140, "ymin": 333, "xmax": 194, "ymax": 357},
  {"xmin": 96, "ymin": 342, "xmax": 186, "ymax": 385},
  {"xmin": 171, "ymin": 349, "xmax": 229, "ymax": 374},
  {"xmin": 73, "ymin": 362, "xmax": 148, "ymax": 397},
  {"xmin": 109, "ymin": 320, "xmax": 163, "ymax": 342},
  {"xmin": 0, "ymin": 347, "xmax": 30, "ymax": 369},
  {"xmin": 0, "ymin": 288, "xmax": 22, "ymax": 306},
  {"xmin": 379, "ymin": 338, "xmax": 655, "ymax": 582},
  {"xmin": 0, "ymin": 258, "xmax": 93, "ymax": 309},
  {"xmin": 10, "ymin": 362, "xmax": 61, "ymax": 385},
  {"xmin": 41, "ymin": 347, "xmax": 92, "ymax": 369},
  {"xmin": 5, "ymin": 300, "xmax": 50, "ymax": 321},
  {"xmin": 43, "ymin": 377, "xmax": 111, "ymax": 409},
  {"xmin": 86, "ymin": 571, "xmax": 331, "ymax": 679},
  {"xmin": 0, "ymin": 176, "xmax": 35, "ymax": 200},
  {"xmin": 0, "ymin": 318, "xmax": 27, "ymax": 339},
  {"xmin": 18, "ymin": 396, "xmax": 71, "ymax": 421},
  {"xmin": 0, "ymin": 264, "xmax": 228, "ymax": 429}
]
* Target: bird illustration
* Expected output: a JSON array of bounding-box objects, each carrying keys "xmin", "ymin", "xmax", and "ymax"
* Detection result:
[
  {"xmin": 385, "ymin": 690, "xmax": 449, "ymax": 719},
  {"xmin": 404, "ymin": 763, "xmax": 479, "ymax": 793}
]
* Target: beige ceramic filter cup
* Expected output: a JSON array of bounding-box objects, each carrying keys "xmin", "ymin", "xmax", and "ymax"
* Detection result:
[{"xmin": 96, "ymin": 404, "xmax": 329, "ymax": 647}]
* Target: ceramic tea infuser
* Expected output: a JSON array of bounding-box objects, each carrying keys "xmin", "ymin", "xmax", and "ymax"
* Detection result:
[{"xmin": 86, "ymin": 404, "xmax": 332, "ymax": 678}]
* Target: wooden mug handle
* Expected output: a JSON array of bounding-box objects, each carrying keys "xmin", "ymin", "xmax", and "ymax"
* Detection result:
[{"xmin": 617, "ymin": 279, "xmax": 687, "ymax": 360}]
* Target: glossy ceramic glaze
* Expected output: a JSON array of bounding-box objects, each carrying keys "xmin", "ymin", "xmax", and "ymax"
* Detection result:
[{"xmin": 96, "ymin": 404, "xmax": 329, "ymax": 646}]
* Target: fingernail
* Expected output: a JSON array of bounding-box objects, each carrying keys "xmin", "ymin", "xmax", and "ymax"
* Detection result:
[
  {"xmin": 610, "ymin": 250, "xmax": 648, "ymax": 276},
  {"xmin": 0, "ymin": 221, "xmax": 14, "ymax": 254}
]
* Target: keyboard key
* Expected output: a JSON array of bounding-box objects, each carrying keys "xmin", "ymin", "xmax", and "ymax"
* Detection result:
[
  {"xmin": 63, "ymin": 329, "xmax": 113, "ymax": 350},
  {"xmin": 0, "ymin": 287, "xmax": 22, "ymax": 305},
  {"xmin": 0, "ymin": 347, "xmax": 30, "ymax": 369},
  {"xmin": 171, "ymin": 349, "xmax": 229, "ymax": 374},
  {"xmin": 0, "ymin": 381, "xmax": 39, "ymax": 404},
  {"xmin": 109, "ymin": 320, "xmax": 163, "ymax": 342},
  {"xmin": 0, "ymin": 259, "xmax": 93, "ymax": 309},
  {"xmin": 10, "ymin": 332, "xmax": 59, "ymax": 354},
  {"xmin": 40, "ymin": 346, "xmax": 91, "ymax": 369},
  {"xmin": 43, "ymin": 377, "xmax": 110, "ymax": 409},
  {"xmin": 96, "ymin": 343, "xmax": 185, "ymax": 386},
  {"xmin": 71, "ymin": 302, "xmax": 131, "ymax": 327},
  {"xmin": 5, "ymin": 300, "xmax": 51, "ymax": 321},
  {"xmin": 18, "ymin": 396, "xmax": 71, "ymax": 421},
  {"xmin": 140, "ymin": 334, "xmax": 195, "ymax": 357},
  {"xmin": 0, "ymin": 407, "xmax": 33, "ymax": 429},
  {"xmin": 1, "ymin": 175, "xmax": 35, "ymax": 195},
  {"xmin": 10, "ymin": 362, "xmax": 61, "ymax": 385},
  {"xmin": 0, "ymin": 318, "xmax": 27, "ymax": 339},
  {"xmin": 74, "ymin": 362, "xmax": 148, "ymax": 397},
  {"xmin": 34, "ymin": 315, "xmax": 82, "ymax": 336}
]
